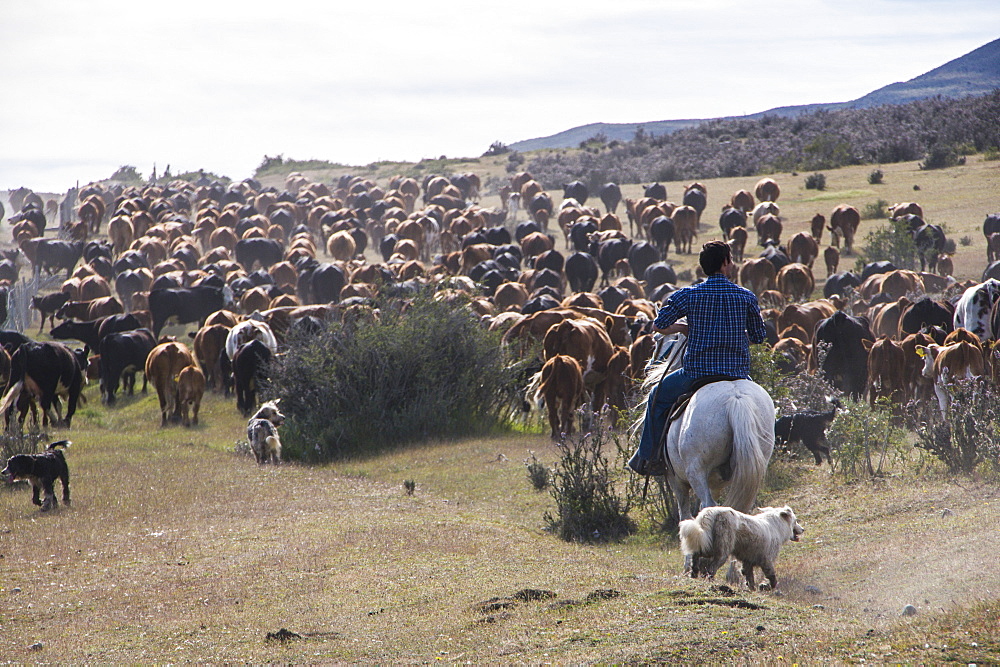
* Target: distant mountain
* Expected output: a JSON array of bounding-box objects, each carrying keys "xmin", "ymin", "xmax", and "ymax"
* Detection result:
[{"xmin": 510, "ymin": 37, "xmax": 1000, "ymax": 152}]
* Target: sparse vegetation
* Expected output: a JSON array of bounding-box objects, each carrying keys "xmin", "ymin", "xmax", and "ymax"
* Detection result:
[
  {"xmin": 827, "ymin": 397, "xmax": 910, "ymax": 480},
  {"xmin": 270, "ymin": 294, "xmax": 518, "ymax": 461},
  {"xmin": 804, "ymin": 172, "xmax": 827, "ymax": 190},
  {"xmin": 912, "ymin": 379, "xmax": 1000, "ymax": 475},
  {"xmin": 544, "ymin": 422, "xmax": 637, "ymax": 543}
]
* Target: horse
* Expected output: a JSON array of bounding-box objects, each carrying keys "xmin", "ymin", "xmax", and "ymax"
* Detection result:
[{"xmin": 636, "ymin": 336, "xmax": 775, "ymax": 522}]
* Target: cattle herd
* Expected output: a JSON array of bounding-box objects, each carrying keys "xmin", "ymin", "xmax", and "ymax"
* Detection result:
[{"xmin": 1, "ymin": 173, "xmax": 998, "ymax": 450}]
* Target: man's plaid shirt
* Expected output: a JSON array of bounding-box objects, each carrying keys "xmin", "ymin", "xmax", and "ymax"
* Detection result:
[{"xmin": 653, "ymin": 273, "xmax": 768, "ymax": 379}]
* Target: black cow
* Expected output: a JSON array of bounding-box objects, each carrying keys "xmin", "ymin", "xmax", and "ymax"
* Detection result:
[
  {"xmin": 514, "ymin": 221, "xmax": 541, "ymax": 242},
  {"xmin": 899, "ymin": 297, "xmax": 954, "ymax": 337},
  {"xmin": 30, "ymin": 292, "xmax": 71, "ymax": 334},
  {"xmin": 528, "ymin": 192, "xmax": 553, "ymax": 217},
  {"xmin": 562, "ymin": 181, "xmax": 588, "ymax": 205},
  {"xmin": 565, "ymin": 252, "xmax": 598, "ymax": 294},
  {"xmin": 811, "ymin": 311, "xmax": 873, "ymax": 400},
  {"xmin": 0, "ymin": 342, "xmax": 83, "ymax": 429},
  {"xmin": 760, "ymin": 244, "xmax": 791, "ymax": 272},
  {"xmin": 520, "ymin": 294, "xmax": 560, "ymax": 315},
  {"xmin": 628, "ymin": 241, "xmax": 660, "ymax": 281},
  {"xmin": 649, "ymin": 216, "xmax": 674, "ymax": 257},
  {"xmin": 823, "ymin": 271, "xmax": 862, "ymax": 299},
  {"xmin": 599, "ymin": 182, "xmax": 622, "ymax": 215},
  {"xmin": 50, "ymin": 313, "xmax": 142, "ymax": 351},
  {"xmin": 310, "ymin": 263, "xmax": 347, "ymax": 304},
  {"xmin": 911, "ymin": 223, "xmax": 946, "ymax": 273},
  {"xmin": 569, "ymin": 219, "xmax": 598, "ymax": 253},
  {"xmin": 596, "ymin": 286, "xmax": 629, "ymax": 314},
  {"xmin": 233, "ymin": 339, "xmax": 273, "ymax": 417},
  {"xmin": 234, "ymin": 238, "xmax": 283, "ymax": 272},
  {"xmin": 682, "ymin": 187, "xmax": 707, "ymax": 220},
  {"xmin": 533, "ymin": 249, "xmax": 563, "ymax": 274},
  {"xmin": 861, "ymin": 261, "xmax": 896, "ymax": 281},
  {"xmin": 34, "ymin": 240, "xmax": 83, "ymax": 278},
  {"xmin": 149, "ymin": 285, "xmax": 233, "ymax": 337},
  {"xmin": 719, "ymin": 206, "xmax": 746, "ymax": 240},
  {"xmin": 983, "ymin": 213, "xmax": 1000, "ymax": 239},
  {"xmin": 483, "ymin": 225, "xmax": 512, "ymax": 246},
  {"xmin": 99, "ymin": 329, "xmax": 156, "ymax": 404},
  {"xmin": 643, "ymin": 183, "xmax": 667, "ymax": 200},
  {"xmin": 592, "ymin": 238, "xmax": 632, "ymax": 286},
  {"xmin": 644, "ymin": 262, "xmax": 677, "ymax": 297}
]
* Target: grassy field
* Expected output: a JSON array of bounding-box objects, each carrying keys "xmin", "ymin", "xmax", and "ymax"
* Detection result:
[{"xmin": 2, "ymin": 156, "xmax": 1000, "ymax": 662}]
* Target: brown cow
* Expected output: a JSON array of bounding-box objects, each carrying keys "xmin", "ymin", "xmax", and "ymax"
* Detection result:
[
  {"xmin": 672, "ymin": 205, "xmax": 698, "ymax": 254},
  {"xmin": 871, "ymin": 297, "xmax": 911, "ymax": 339},
  {"xmin": 900, "ymin": 332, "xmax": 936, "ymax": 403},
  {"xmin": 776, "ymin": 300, "xmax": 837, "ymax": 340},
  {"xmin": 889, "ymin": 202, "xmax": 923, "ymax": 220},
  {"xmin": 777, "ymin": 263, "xmax": 815, "ymax": 302},
  {"xmin": 829, "ymin": 205, "xmax": 861, "ymax": 254},
  {"xmin": 754, "ymin": 178, "xmax": 780, "ymax": 203},
  {"xmin": 864, "ymin": 336, "xmax": 906, "ymax": 406},
  {"xmin": 542, "ymin": 317, "xmax": 614, "ymax": 410},
  {"xmin": 494, "ymin": 282, "xmax": 529, "ymax": 311},
  {"xmin": 787, "ymin": 232, "xmax": 819, "ymax": 268},
  {"xmin": 176, "ymin": 364, "xmax": 206, "ymax": 427},
  {"xmin": 755, "ymin": 214, "xmax": 782, "ymax": 247},
  {"xmin": 810, "ymin": 214, "xmax": 826, "ymax": 243},
  {"xmin": 739, "ymin": 258, "xmax": 777, "ymax": 296},
  {"xmin": 773, "ymin": 336, "xmax": 811, "ymax": 373},
  {"xmin": 916, "ymin": 341, "xmax": 984, "ymax": 414},
  {"xmin": 145, "ymin": 341, "xmax": 197, "ymax": 426},
  {"xmin": 731, "ymin": 189, "xmax": 755, "ymax": 212},
  {"xmin": 628, "ymin": 334, "xmax": 655, "ymax": 380},
  {"xmin": 728, "ymin": 226, "xmax": 748, "ymax": 262},
  {"xmin": 823, "ymin": 246, "xmax": 840, "ymax": 277},
  {"xmin": 192, "ymin": 323, "xmax": 230, "ymax": 392},
  {"xmin": 536, "ymin": 354, "xmax": 585, "ymax": 439}
]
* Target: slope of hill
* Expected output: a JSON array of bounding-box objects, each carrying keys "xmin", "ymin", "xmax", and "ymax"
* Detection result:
[{"xmin": 511, "ymin": 37, "xmax": 1000, "ymax": 151}]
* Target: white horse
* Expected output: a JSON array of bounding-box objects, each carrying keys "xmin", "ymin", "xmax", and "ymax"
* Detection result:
[{"xmin": 638, "ymin": 335, "xmax": 775, "ymax": 521}]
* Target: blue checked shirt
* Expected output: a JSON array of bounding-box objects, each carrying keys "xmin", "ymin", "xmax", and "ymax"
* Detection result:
[{"xmin": 653, "ymin": 273, "xmax": 768, "ymax": 379}]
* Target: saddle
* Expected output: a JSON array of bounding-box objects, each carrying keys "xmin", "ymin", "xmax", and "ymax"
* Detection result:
[{"xmin": 653, "ymin": 375, "xmax": 742, "ymax": 480}]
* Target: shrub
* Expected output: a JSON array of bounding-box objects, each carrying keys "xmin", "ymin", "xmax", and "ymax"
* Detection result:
[
  {"xmin": 482, "ymin": 141, "xmax": 511, "ymax": 157},
  {"xmin": 109, "ymin": 165, "xmax": 144, "ymax": 184},
  {"xmin": 804, "ymin": 172, "xmax": 826, "ymax": 190},
  {"xmin": 960, "ymin": 235, "xmax": 973, "ymax": 247},
  {"xmin": 524, "ymin": 452, "xmax": 550, "ymax": 491},
  {"xmin": 859, "ymin": 217, "xmax": 917, "ymax": 269},
  {"xmin": 269, "ymin": 294, "xmax": 518, "ymax": 461},
  {"xmin": 984, "ymin": 146, "xmax": 1000, "ymax": 161},
  {"xmin": 912, "ymin": 379, "xmax": 1000, "ymax": 474},
  {"xmin": 868, "ymin": 168, "xmax": 884, "ymax": 184},
  {"xmin": 826, "ymin": 398, "xmax": 909, "ymax": 481},
  {"xmin": 920, "ymin": 144, "xmax": 962, "ymax": 170},
  {"xmin": 544, "ymin": 423, "xmax": 638, "ymax": 543},
  {"xmin": 861, "ymin": 199, "xmax": 889, "ymax": 220},
  {"xmin": 0, "ymin": 429, "xmax": 47, "ymax": 462}
]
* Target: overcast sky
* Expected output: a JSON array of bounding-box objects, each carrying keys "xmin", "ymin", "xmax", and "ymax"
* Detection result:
[{"xmin": 1, "ymin": 0, "xmax": 996, "ymax": 194}]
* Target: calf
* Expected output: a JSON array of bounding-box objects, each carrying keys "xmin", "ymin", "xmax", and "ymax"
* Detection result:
[
  {"xmin": 145, "ymin": 341, "xmax": 197, "ymax": 426},
  {"xmin": 30, "ymin": 292, "xmax": 71, "ymax": 333},
  {"xmin": 99, "ymin": 329, "xmax": 156, "ymax": 404},
  {"xmin": 774, "ymin": 402, "xmax": 840, "ymax": 465},
  {"xmin": 916, "ymin": 341, "xmax": 984, "ymax": 414},
  {"xmin": 534, "ymin": 354, "xmax": 585, "ymax": 439},
  {"xmin": 175, "ymin": 365, "xmax": 205, "ymax": 427}
]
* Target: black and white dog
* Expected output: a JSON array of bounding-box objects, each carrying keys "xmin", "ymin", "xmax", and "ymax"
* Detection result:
[
  {"xmin": 774, "ymin": 401, "xmax": 841, "ymax": 465},
  {"xmin": 247, "ymin": 399, "xmax": 285, "ymax": 464},
  {"xmin": 2, "ymin": 440, "xmax": 71, "ymax": 511}
]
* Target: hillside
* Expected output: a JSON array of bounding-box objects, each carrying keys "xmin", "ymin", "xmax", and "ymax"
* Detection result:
[{"xmin": 511, "ymin": 37, "xmax": 1000, "ymax": 151}]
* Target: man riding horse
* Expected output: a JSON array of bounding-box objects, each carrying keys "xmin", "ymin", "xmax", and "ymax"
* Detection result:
[{"xmin": 629, "ymin": 240, "xmax": 768, "ymax": 476}]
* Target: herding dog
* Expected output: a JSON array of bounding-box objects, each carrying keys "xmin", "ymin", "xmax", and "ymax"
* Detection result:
[
  {"xmin": 2, "ymin": 440, "xmax": 71, "ymax": 511},
  {"xmin": 680, "ymin": 505, "xmax": 804, "ymax": 591},
  {"xmin": 247, "ymin": 399, "xmax": 284, "ymax": 464},
  {"xmin": 774, "ymin": 401, "xmax": 840, "ymax": 465}
]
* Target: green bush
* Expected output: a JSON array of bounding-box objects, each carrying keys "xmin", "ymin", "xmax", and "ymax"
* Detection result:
[
  {"xmin": 524, "ymin": 451, "xmax": 550, "ymax": 491},
  {"xmin": 804, "ymin": 172, "xmax": 826, "ymax": 190},
  {"xmin": 827, "ymin": 398, "xmax": 909, "ymax": 481},
  {"xmin": 912, "ymin": 380, "xmax": 1000, "ymax": 474},
  {"xmin": 858, "ymin": 217, "xmax": 918, "ymax": 269},
  {"xmin": 868, "ymin": 169, "xmax": 884, "ymax": 185},
  {"xmin": 919, "ymin": 144, "xmax": 963, "ymax": 170},
  {"xmin": 983, "ymin": 146, "xmax": 1000, "ymax": 162},
  {"xmin": 269, "ymin": 295, "xmax": 517, "ymax": 461},
  {"xmin": 545, "ymin": 424, "xmax": 638, "ymax": 543},
  {"xmin": 862, "ymin": 199, "xmax": 889, "ymax": 220}
]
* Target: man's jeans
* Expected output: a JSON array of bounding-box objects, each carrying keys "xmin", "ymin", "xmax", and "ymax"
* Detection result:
[{"xmin": 628, "ymin": 368, "xmax": 694, "ymax": 475}]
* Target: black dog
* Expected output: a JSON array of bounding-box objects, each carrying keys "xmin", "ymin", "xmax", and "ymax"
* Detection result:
[
  {"xmin": 774, "ymin": 403, "xmax": 839, "ymax": 465},
  {"xmin": 2, "ymin": 440, "xmax": 71, "ymax": 510}
]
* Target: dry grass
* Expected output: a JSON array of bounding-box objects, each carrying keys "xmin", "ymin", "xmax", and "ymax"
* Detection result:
[
  {"xmin": 3, "ymin": 156, "xmax": 1000, "ymax": 661},
  {"xmin": 2, "ymin": 381, "xmax": 1000, "ymax": 663}
]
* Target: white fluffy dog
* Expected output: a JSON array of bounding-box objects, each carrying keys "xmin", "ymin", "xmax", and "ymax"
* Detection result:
[
  {"xmin": 247, "ymin": 399, "xmax": 285, "ymax": 464},
  {"xmin": 679, "ymin": 505, "xmax": 804, "ymax": 590}
]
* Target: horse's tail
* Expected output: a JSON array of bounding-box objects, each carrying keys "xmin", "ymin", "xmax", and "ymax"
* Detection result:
[{"xmin": 724, "ymin": 383, "xmax": 774, "ymax": 513}]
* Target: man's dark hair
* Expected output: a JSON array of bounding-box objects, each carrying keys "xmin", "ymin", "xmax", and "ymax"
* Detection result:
[{"xmin": 700, "ymin": 240, "xmax": 732, "ymax": 275}]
